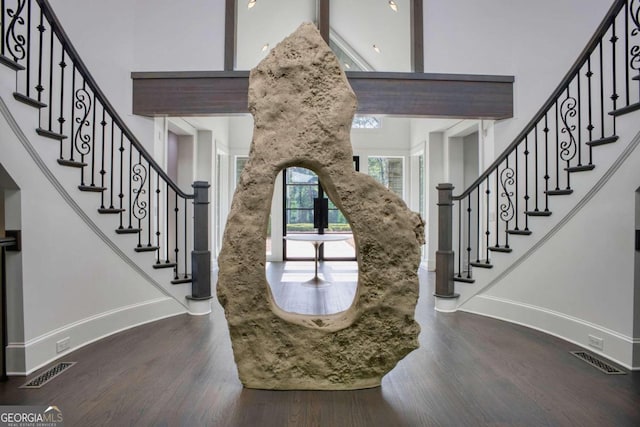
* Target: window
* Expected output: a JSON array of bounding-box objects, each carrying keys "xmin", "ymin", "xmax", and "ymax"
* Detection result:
[
  {"xmin": 368, "ymin": 157, "xmax": 403, "ymax": 198},
  {"xmin": 352, "ymin": 116, "xmax": 381, "ymax": 129}
]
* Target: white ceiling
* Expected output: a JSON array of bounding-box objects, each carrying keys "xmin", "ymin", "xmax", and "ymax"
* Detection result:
[{"xmin": 235, "ymin": 0, "xmax": 411, "ymax": 71}]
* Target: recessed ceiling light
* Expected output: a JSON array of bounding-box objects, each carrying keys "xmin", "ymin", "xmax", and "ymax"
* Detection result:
[
  {"xmin": 261, "ymin": 43, "xmax": 269, "ymax": 52},
  {"xmin": 248, "ymin": 0, "xmax": 257, "ymax": 9},
  {"xmin": 373, "ymin": 44, "xmax": 381, "ymax": 54},
  {"xmin": 344, "ymin": 63, "xmax": 351, "ymax": 69},
  {"xmin": 388, "ymin": 1, "xmax": 398, "ymax": 12}
]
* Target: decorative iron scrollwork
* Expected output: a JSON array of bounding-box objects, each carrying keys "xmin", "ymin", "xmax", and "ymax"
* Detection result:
[
  {"xmin": 5, "ymin": 0, "xmax": 27, "ymax": 62},
  {"xmin": 132, "ymin": 162, "xmax": 148, "ymax": 221},
  {"xmin": 499, "ymin": 167, "xmax": 515, "ymax": 222},
  {"xmin": 559, "ymin": 96, "xmax": 578, "ymax": 161},
  {"xmin": 73, "ymin": 87, "xmax": 92, "ymax": 155},
  {"xmin": 632, "ymin": 1, "xmax": 640, "ymax": 72}
]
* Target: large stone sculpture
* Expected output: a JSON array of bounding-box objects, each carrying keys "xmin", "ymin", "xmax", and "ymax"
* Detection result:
[{"xmin": 217, "ymin": 23, "xmax": 424, "ymax": 390}]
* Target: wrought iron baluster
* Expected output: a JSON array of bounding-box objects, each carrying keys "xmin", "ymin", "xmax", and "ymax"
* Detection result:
[
  {"xmin": 476, "ymin": 189, "xmax": 480, "ymax": 263},
  {"xmin": 156, "ymin": 173, "xmax": 161, "ymax": 263},
  {"xmin": 118, "ymin": 132, "xmax": 124, "ymax": 230},
  {"xmin": 611, "ymin": 20, "xmax": 619, "ymax": 133},
  {"xmin": 533, "ymin": 126, "xmax": 539, "ymax": 212},
  {"xmin": 35, "ymin": 8, "xmax": 43, "ymax": 107},
  {"xmin": 499, "ymin": 157, "xmax": 514, "ymax": 249},
  {"xmin": 544, "ymin": 115, "xmax": 550, "ymax": 211},
  {"xmin": 174, "ymin": 192, "xmax": 179, "ymax": 279},
  {"xmin": 577, "ymin": 72, "xmax": 582, "ymax": 166},
  {"xmin": 128, "ymin": 140, "xmax": 133, "ymax": 229},
  {"xmin": 599, "ymin": 41, "xmax": 605, "ymax": 139},
  {"xmin": 165, "ymin": 188, "xmax": 170, "ymax": 264},
  {"xmin": 74, "ymin": 80, "xmax": 91, "ymax": 185},
  {"xmin": 1, "ymin": 0, "xmax": 5, "ymax": 57},
  {"xmin": 5, "ymin": 0, "xmax": 27, "ymax": 64},
  {"xmin": 47, "ymin": 17, "xmax": 53, "ymax": 131},
  {"xmin": 494, "ymin": 171, "xmax": 500, "ymax": 249},
  {"xmin": 183, "ymin": 197, "xmax": 188, "ymax": 279},
  {"xmin": 132, "ymin": 151, "xmax": 147, "ymax": 247},
  {"xmin": 555, "ymin": 102, "xmax": 560, "ymax": 191},
  {"xmin": 524, "ymin": 135, "xmax": 530, "ymax": 231},
  {"xmin": 99, "ymin": 108, "xmax": 106, "ymax": 208},
  {"xmin": 90, "ymin": 93, "xmax": 96, "ymax": 187},
  {"xmin": 625, "ymin": 0, "xmax": 630, "ymax": 106},
  {"xmin": 485, "ymin": 176, "xmax": 490, "ymax": 262},
  {"xmin": 631, "ymin": 0, "xmax": 640, "ymax": 99},
  {"xmin": 456, "ymin": 201, "xmax": 462, "ymax": 278},
  {"xmin": 586, "ymin": 57, "xmax": 594, "ymax": 164},
  {"xmin": 68, "ymin": 64, "xmax": 75, "ymax": 161},
  {"xmin": 57, "ymin": 47, "xmax": 65, "ymax": 159},
  {"xmin": 109, "ymin": 120, "xmax": 115, "ymax": 210},
  {"xmin": 147, "ymin": 165, "xmax": 152, "ymax": 247},
  {"xmin": 514, "ymin": 144, "xmax": 519, "ymax": 231},
  {"xmin": 466, "ymin": 194, "xmax": 472, "ymax": 267},
  {"xmin": 560, "ymin": 86, "xmax": 577, "ymax": 190},
  {"xmin": 25, "ymin": 0, "xmax": 30, "ymax": 96}
]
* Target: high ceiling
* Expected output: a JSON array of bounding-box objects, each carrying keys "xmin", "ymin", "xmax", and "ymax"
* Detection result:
[{"xmin": 235, "ymin": 0, "xmax": 411, "ymax": 71}]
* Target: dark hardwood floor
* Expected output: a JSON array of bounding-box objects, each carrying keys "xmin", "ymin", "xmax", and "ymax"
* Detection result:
[{"xmin": 1, "ymin": 266, "xmax": 639, "ymax": 426}]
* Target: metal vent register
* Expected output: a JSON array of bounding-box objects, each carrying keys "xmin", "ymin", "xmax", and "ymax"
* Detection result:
[
  {"xmin": 570, "ymin": 351, "xmax": 626, "ymax": 375},
  {"xmin": 20, "ymin": 362, "xmax": 76, "ymax": 388}
]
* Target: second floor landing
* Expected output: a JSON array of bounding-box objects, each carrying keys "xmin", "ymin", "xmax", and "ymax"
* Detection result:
[{"xmin": 131, "ymin": 71, "xmax": 514, "ymax": 119}]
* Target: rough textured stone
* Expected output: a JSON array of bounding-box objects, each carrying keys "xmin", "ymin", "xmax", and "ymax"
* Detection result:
[{"xmin": 217, "ymin": 23, "xmax": 424, "ymax": 390}]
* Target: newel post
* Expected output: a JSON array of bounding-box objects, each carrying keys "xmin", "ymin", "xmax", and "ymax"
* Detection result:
[
  {"xmin": 435, "ymin": 183, "xmax": 458, "ymax": 301},
  {"xmin": 188, "ymin": 181, "xmax": 212, "ymax": 301}
]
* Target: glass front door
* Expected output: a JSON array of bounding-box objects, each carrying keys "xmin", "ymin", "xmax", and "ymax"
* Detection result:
[{"xmin": 283, "ymin": 158, "xmax": 358, "ymax": 261}]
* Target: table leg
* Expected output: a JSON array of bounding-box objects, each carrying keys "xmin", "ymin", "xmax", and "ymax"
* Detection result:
[{"xmin": 313, "ymin": 241, "xmax": 320, "ymax": 281}]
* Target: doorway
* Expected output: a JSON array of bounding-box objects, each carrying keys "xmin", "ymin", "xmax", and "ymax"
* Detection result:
[{"xmin": 283, "ymin": 157, "xmax": 359, "ymax": 261}]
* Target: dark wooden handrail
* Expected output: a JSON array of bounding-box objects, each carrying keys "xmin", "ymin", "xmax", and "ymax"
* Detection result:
[{"xmin": 453, "ymin": 0, "xmax": 627, "ymax": 200}]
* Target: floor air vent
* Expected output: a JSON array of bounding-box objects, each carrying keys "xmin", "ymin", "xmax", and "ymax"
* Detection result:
[
  {"xmin": 20, "ymin": 362, "xmax": 76, "ymax": 388},
  {"xmin": 570, "ymin": 351, "xmax": 626, "ymax": 375}
]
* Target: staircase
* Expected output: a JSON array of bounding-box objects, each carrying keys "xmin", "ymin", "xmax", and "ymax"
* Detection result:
[
  {"xmin": 0, "ymin": 0, "xmax": 211, "ymax": 307},
  {"xmin": 435, "ymin": 0, "xmax": 640, "ymax": 368}
]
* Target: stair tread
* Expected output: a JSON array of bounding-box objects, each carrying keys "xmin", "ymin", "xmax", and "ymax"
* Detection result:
[
  {"xmin": 547, "ymin": 189, "xmax": 573, "ymax": 196},
  {"xmin": 470, "ymin": 260, "xmax": 493, "ymax": 268},
  {"xmin": 134, "ymin": 246, "xmax": 160, "ymax": 253},
  {"xmin": 454, "ymin": 276, "xmax": 475, "ymax": 284},
  {"xmin": 609, "ymin": 102, "xmax": 640, "ymax": 117},
  {"xmin": 488, "ymin": 246, "xmax": 513, "ymax": 253},
  {"xmin": 525, "ymin": 210, "xmax": 552, "ymax": 217},
  {"xmin": 115, "ymin": 227, "xmax": 141, "ymax": 234},
  {"xmin": 36, "ymin": 128, "xmax": 67, "ymax": 140},
  {"xmin": 78, "ymin": 185, "xmax": 106, "ymax": 192},
  {"xmin": 506, "ymin": 229, "xmax": 532, "ymax": 235},
  {"xmin": 57, "ymin": 159, "xmax": 86, "ymax": 168},
  {"xmin": 0, "ymin": 55, "xmax": 24, "ymax": 71},
  {"xmin": 587, "ymin": 135, "xmax": 618, "ymax": 146},
  {"xmin": 565, "ymin": 164, "xmax": 595, "ymax": 172},
  {"xmin": 13, "ymin": 93, "xmax": 47, "ymax": 109},
  {"xmin": 171, "ymin": 276, "xmax": 192, "ymax": 285},
  {"xmin": 153, "ymin": 262, "xmax": 177, "ymax": 269},
  {"xmin": 98, "ymin": 207, "xmax": 125, "ymax": 214}
]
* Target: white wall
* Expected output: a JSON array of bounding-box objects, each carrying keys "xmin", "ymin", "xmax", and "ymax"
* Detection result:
[
  {"xmin": 423, "ymin": 0, "xmax": 614, "ymax": 154},
  {"xmin": 0, "ymin": 96, "xmax": 185, "ymax": 374},
  {"xmin": 459, "ymin": 112, "xmax": 640, "ymax": 369}
]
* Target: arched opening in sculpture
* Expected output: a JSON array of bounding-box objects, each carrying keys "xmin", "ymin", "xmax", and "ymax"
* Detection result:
[{"xmin": 266, "ymin": 165, "xmax": 359, "ymax": 316}]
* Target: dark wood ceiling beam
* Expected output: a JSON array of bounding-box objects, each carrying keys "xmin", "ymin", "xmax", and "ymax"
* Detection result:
[{"xmin": 131, "ymin": 71, "xmax": 514, "ymax": 119}]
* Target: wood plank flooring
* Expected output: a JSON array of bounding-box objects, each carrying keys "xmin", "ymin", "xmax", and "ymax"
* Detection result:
[
  {"xmin": 266, "ymin": 261, "xmax": 357, "ymax": 315},
  {"xmin": 0, "ymin": 266, "xmax": 639, "ymax": 426}
]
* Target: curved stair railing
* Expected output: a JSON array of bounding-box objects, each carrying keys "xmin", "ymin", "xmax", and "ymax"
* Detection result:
[
  {"xmin": 0, "ymin": 0, "xmax": 211, "ymax": 301},
  {"xmin": 436, "ymin": 0, "xmax": 640, "ymax": 299}
]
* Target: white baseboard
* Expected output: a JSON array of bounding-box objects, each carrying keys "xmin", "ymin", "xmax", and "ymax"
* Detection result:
[
  {"xmin": 7, "ymin": 297, "xmax": 186, "ymax": 376},
  {"xmin": 460, "ymin": 294, "xmax": 639, "ymax": 371}
]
